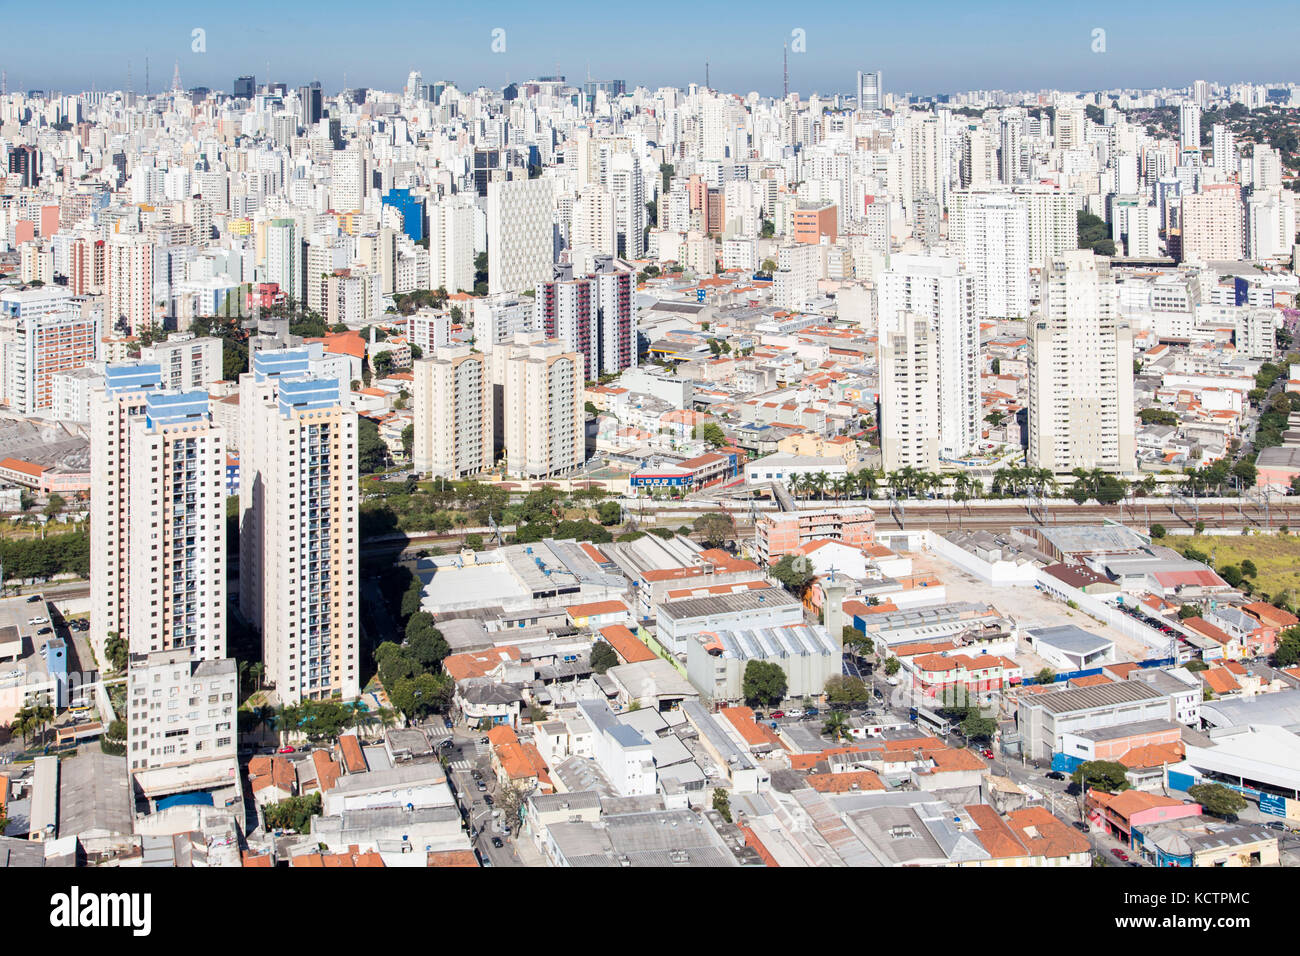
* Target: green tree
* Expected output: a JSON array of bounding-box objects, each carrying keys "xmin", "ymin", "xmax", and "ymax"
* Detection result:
[
  {"xmin": 264, "ymin": 792, "xmax": 323, "ymax": 833},
  {"xmin": 463, "ymin": 533, "xmax": 485, "ymax": 551},
  {"xmin": 1035, "ymin": 667, "xmax": 1056, "ymax": 685},
  {"xmin": 1071, "ymin": 760, "xmax": 1131, "ymax": 793},
  {"xmin": 42, "ymin": 494, "xmax": 66, "ymax": 518},
  {"xmin": 841, "ymin": 626, "xmax": 873, "ymax": 656},
  {"xmin": 742, "ymin": 660, "xmax": 788, "ymax": 707},
  {"xmin": 769, "ymin": 553, "xmax": 814, "ymax": 595},
  {"xmin": 1178, "ymin": 604, "xmax": 1202, "ymax": 620},
  {"xmin": 99, "ymin": 719, "xmax": 127, "ymax": 756},
  {"xmin": 961, "ymin": 713, "xmax": 997, "ymax": 742},
  {"xmin": 1240, "ymin": 559, "xmax": 1258, "ymax": 579},
  {"xmin": 1188, "ymin": 783, "xmax": 1248, "ymax": 820},
  {"xmin": 401, "ymin": 423, "xmax": 414, "ymax": 458},
  {"xmin": 693, "ymin": 511, "xmax": 735, "ymax": 548},
  {"xmin": 712, "ymin": 787, "xmax": 733, "ymax": 822},
  {"xmin": 104, "ymin": 633, "xmax": 128, "ymax": 672},
  {"xmin": 884, "ymin": 657, "xmax": 900, "ymax": 676},
  {"xmin": 1219, "ymin": 565, "xmax": 1244, "ymax": 588},
  {"xmin": 356, "ymin": 417, "xmax": 389, "ymax": 474},
  {"xmin": 697, "ymin": 422, "xmax": 727, "ymax": 447},
  {"xmin": 824, "ymin": 674, "xmax": 869, "ymax": 705},
  {"xmin": 1275, "ymin": 626, "xmax": 1300, "ymax": 667},
  {"xmin": 822, "ymin": 710, "xmax": 852, "ymax": 742},
  {"xmin": 596, "ymin": 501, "xmax": 622, "ymax": 526},
  {"xmin": 590, "ymin": 641, "xmax": 619, "ymax": 674},
  {"xmin": 1149, "ymin": 523, "xmax": 1167, "ymax": 539}
]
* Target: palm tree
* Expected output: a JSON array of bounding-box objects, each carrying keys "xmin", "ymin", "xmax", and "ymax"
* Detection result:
[
  {"xmin": 854, "ymin": 467, "xmax": 881, "ymax": 500},
  {"xmin": 822, "ymin": 710, "xmax": 852, "ymax": 743},
  {"xmin": 992, "ymin": 467, "xmax": 1011, "ymax": 497},
  {"xmin": 953, "ymin": 473, "xmax": 973, "ymax": 502},
  {"xmin": 809, "ymin": 471, "xmax": 830, "ymax": 501},
  {"xmin": 832, "ymin": 475, "xmax": 853, "ymax": 501},
  {"xmin": 786, "ymin": 473, "xmax": 805, "ymax": 500}
]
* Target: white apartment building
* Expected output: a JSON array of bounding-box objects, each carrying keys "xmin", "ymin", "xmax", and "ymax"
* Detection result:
[
  {"xmin": 959, "ymin": 193, "xmax": 1030, "ymax": 320},
  {"xmin": 879, "ymin": 313, "xmax": 941, "ymax": 471},
  {"xmin": 90, "ymin": 364, "xmax": 227, "ymax": 662},
  {"xmin": 571, "ymin": 185, "xmax": 617, "ymax": 257},
  {"xmin": 330, "ymin": 147, "xmax": 366, "ymax": 214},
  {"xmin": 496, "ymin": 335, "xmax": 585, "ymax": 478},
  {"xmin": 139, "ymin": 333, "xmax": 223, "ymax": 391},
  {"xmin": 876, "ymin": 254, "xmax": 978, "ymax": 461},
  {"xmin": 428, "ymin": 197, "xmax": 476, "ymax": 293},
  {"xmin": 1246, "ymin": 193, "xmax": 1296, "ymax": 261},
  {"xmin": 127, "ymin": 650, "xmax": 237, "ymax": 773},
  {"xmin": 773, "ymin": 242, "xmax": 821, "ymax": 310},
  {"xmin": 239, "ymin": 348, "xmax": 359, "ymax": 703},
  {"xmin": 1180, "ymin": 188, "xmax": 1244, "ymax": 262},
  {"xmin": 105, "ymin": 234, "xmax": 155, "ymax": 335},
  {"xmin": 472, "ymin": 294, "xmax": 538, "ymax": 349},
  {"xmin": 487, "ymin": 178, "xmax": 555, "ymax": 295},
  {"xmin": 1028, "ymin": 251, "xmax": 1135, "ymax": 474},
  {"xmin": 412, "ymin": 346, "xmax": 492, "ymax": 478},
  {"xmin": 0, "ymin": 287, "xmax": 99, "ymax": 415},
  {"xmin": 263, "ymin": 218, "xmax": 304, "ymax": 304}
]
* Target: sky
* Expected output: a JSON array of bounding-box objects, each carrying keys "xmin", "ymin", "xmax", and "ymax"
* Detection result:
[{"xmin": 7, "ymin": 0, "xmax": 1299, "ymax": 99}]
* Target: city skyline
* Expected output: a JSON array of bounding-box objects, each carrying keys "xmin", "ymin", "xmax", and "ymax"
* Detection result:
[{"xmin": 5, "ymin": 0, "xmax": 1300, "ymax": 98}]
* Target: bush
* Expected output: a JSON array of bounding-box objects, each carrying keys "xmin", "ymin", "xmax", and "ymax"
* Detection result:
[
  {"xmin": 1149, "ymin": 523, "xmax": 1166, "ymax": 539},
  {"xmin": 264, "ymin": 792, "xmax": 323, "ymax": 833}
]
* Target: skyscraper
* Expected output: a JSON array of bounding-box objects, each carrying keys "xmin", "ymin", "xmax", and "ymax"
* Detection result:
[
  {"xmin": 105, "ymin": 234, "xmax": 155, "ymax": 335},
  {"xmin": 234, "ymin": 75, "xmax": 256, "ymax": 99},
  {"xmin": 90, "ymin": 363, "xmax": 227, "ymax": 663},
  {"xmin": 856, "ymin": 71, "xmax": 883, "ymax": 110},
  {"xmin": 239, "ymin": 349, "xmax": 359, "ymax": 703},
  {"xmin": 876, "ymin": 254, "xmax": 978, "ymax": 463},
  {"xmin": 960, "ymin": 193, "xmax": 1030, "ymax": 320},
  {"xmin": 1028, "ymin": 251, "xmax": 1135, "ymax": 474},
  {"xmin": 1179, "ymin": 102, "xmax": 1201, "ymax": 154},
  {"xmin": 534, "ymin": 267, "xmax": 635, "ymax": 380},
  {"xmin": 878, "ymin": 313, "xmax": 940, "ymax": 472},
  {"xmin": 487, "ymin": 178, "xmax": 555, "ymax": 295}
]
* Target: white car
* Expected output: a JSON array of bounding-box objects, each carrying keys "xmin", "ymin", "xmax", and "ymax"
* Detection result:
[
  {"xmin": 27, "ymin": 617, "xmax": 48, "ymax": 626},
  {"xmin": 785, "ymin": 708, "xmax": 804, "ymax": 718}
]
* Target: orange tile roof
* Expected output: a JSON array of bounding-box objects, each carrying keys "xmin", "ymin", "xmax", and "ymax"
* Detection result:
[
  {"xmin": 427, "ymin": 850, "xmax": 480, "ymax": 867},
  {"xmin": 1118, "ymin": 742, "xmax": 1185, "ymax": 769},
  {"xmin": 965, "ymin": 803, "xmax": 1029, "ymax": 859},
  {"xmin": 311, "ymin": 749, "xmax": 342, "ymax": 792},
  {"xmin": 1202, "ymin": 667, "xmax": 1241, "ymax": 695},
  {"xmin": 719, "ymin": 706, "xmax": 787, "ymax": 751},
  {"xmin": 443, "ymin": 645, "xmax": 522, "ymax": 682},
  {"xmin": 598, "ymin": 624, "xmax": 657, "ymax": 665},
  {"xmin": 1243, "ymin": 603, "xmax": 1299, "ymax": 629},
  {"xmin": 805, "ymin": 770, "xmax": 885, "ymax": 793},
  {"xmin": 338, "ymin": 734, "xmax": 368, "ymax": 775},
  {"xmin": 566, "ymin": 599, "xmax": 629, "ymax": 619},
  {"xmin": 1069, "ymin": 674, "xmax": 1114, "ymax": 688},
  {"xmin": 291, "ymin": 845, "xmax": 385, "ymax": 867},
  {"xmin": 1005, "ymin": 806, "xmax": 1090, "ymax": 859}
]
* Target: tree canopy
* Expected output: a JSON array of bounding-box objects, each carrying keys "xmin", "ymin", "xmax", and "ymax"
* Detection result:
[{"xmin": 742, "ymin": 660, "xmax": 788, "ymax": 707}]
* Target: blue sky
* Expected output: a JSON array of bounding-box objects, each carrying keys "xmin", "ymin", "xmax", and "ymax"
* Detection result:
[{"xmin": 8, "ymin": 0, "xmax": 1298, "ymax": 98}]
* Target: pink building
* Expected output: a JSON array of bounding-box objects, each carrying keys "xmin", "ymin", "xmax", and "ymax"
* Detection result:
[{"xmin": 1088, "ymin": 789, "xmax": 1202, "ymax": 845}]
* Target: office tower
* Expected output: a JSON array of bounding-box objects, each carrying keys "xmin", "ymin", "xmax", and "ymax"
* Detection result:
[
  {"xmin": 298, "ymin": 81, "xmax": 323, "ymax": 127},
  {"xmin": 1028, "ymin": 251, "xmax": 1135, "ymax": 474},
  {"xmin": 330, "ymin": 146, "xmax": 365, "ymax": 214},
  {"xmin": 1179, "ymin": 103, "xmax": 1201, "ymax": 154},
  {"xmin": 381, "ymin": 188, "xmax": 426, "ymax": 242},
  {"xmin": 857, "ymin": 70, "xmax": 883, "ymax": 110},
  {"xmin": 127, "ymin": 651, "xmax": 237, "ymax": 773},
  {"xmin": 535, "ymin": 267, "xmax": 634, "ymax": 380},
  {"xmin": 487, "ymin": 178, "xmax": 554, "ymax": 295},
  {"xmin": 234, "ymin": 75, "xmax": 255, "ymax": 99},
  {"xmin": 878, "ymin": 313, "xmax": 940, "ymax": 472},
  {"xmin": 876, "ymin": 254, "xmax": 978, "ymax": 462},
  {"xmin": 90, "ymin": 363, "xmax": 227, "ymax": 663},
  {"xmin": 571, "ymin": 186, "xmax": 617, "ymax": 256},
  {"xmin": 498, "ymin": 336, "xmax": 584, "ymax": 478},
  {"xmin": 239, "ymin": 349, "xmax": 359, "ymax": 703},
  {"xmin": 793, "ymin": 203, "xmax": 838, "ymax": 244},
  {"xmin": 263, "ymin": 218, "xmax": 304, "ymax": 304},
  {"xmin": 105, "ymin": 235, "xmax": 155, "ymax": 336},
  {"xmin": 427, "ymin": 197, "xmax": 476, "ymax": 294},
  {"xmin": 608, "ymin": 153, "xmax": 646, "ymax": 259},
  {"xmin": 1193, "ymin": 79, "xmax": 1210, "ymax": 108},
  {"xmin": 7, "ymin": 144, "xmax": 38, "ymax": 187},
  {"xmin": 961, "ymin": 193, "xmax": 1030, "ymax": 320},
  {"xmin": 1179, "ymin": 186, "xmax": 1245, "ymax": 262},
  {"xmin": 412, "ymin": 345, "xmax": 493, "ymax": 478},
  {"xmin": 0, "ymin": 287, "xmax": 99, "ymax": 415},
  {"xmin": 1212, "ymin": 124, "xmax": 1236, "ymax": 176}
]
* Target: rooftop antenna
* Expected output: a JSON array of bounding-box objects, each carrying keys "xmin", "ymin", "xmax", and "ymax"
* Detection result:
[
  {"xmin": 127, "ymin": 60, "xmax": 133, "ymax": 96},
  {"xmin": 172, "ymin": 60, "xmax": 181, "ymax": 93},
  {"xmin": 706, "ymin": 61, "xmax": 710, "ymax": 90},
  {"xmin": 145, "ymin": 56, "xmax": 149, "ymax": 98},
  {"xmin": 1, "ymin": 72, "xmax": 6, "ymax": 97},
  {"xmin": 783, "ymin": 45, "xmax": 788, "ymax": 100}
]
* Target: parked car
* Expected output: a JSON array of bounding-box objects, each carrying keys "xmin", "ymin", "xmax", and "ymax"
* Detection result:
[
  {"xmin": 278, "ymin": 746, "xmax": 295, "ymax": 754},
  {"xmin": 37, "ymin": 627, "xmax": 52, "ymax": 635},
  {"xmin": 1046, "ymin": 771, "xmax": 1066, "ymax": 781},
  {"xmin": 1073, "ymin": 821, "xmax": 1090, "ymax": 832},
  {"xmin": 483, "ymin": 794, "xmax": 494, "ymax": 806},
  {"xmin": 27, "ymin": 617, "xmax": 48, "ymax": 626},
  {"xmin": 25, "ymin": 595, "xmax": 40, "ymax": 603},
  {"xmin": 471, "ymin": 769, "xmax": 483, "ymax": 781},
  {"xmin": 476, "ymin": 782, "xmax": 487, "ymax": 792},
  {"xmin": 770, "ymin": 710, "xmax": 785, "ymax": 719},
  {"xmin": 980, "ymin": 749, "xmax": 995, "ymax": 760},
  {"xmin": 491, "ymin": 837, "xmax": 503, "ymax": 848},
  {"xmin": 786, "ymin": 708, "xmax": 804, "ymax": 719},
  {"xmin": 803, "ymin": 707, "xmax": 819, "ymax": 718},
  {"xmin": 1110, "ymin": 848, "xmax": 1128, "ymax": 861}
]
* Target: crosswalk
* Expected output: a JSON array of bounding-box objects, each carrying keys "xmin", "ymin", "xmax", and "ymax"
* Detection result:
[{"xmin": 449, "ymin": 759, "xmax": 473, "ymax": 771}]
